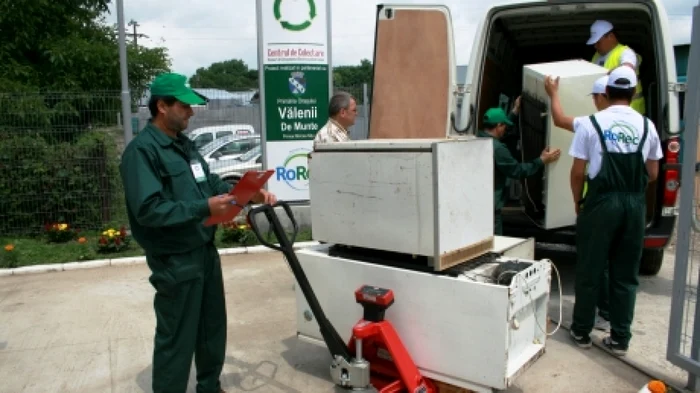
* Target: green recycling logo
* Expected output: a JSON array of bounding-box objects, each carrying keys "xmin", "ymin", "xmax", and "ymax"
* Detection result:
[{"xmin": 273, "ymin": 0, "xmax": 316, "ymax": 31}]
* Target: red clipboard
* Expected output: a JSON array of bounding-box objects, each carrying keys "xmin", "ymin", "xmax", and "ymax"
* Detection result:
[{"xmin": 204, "ymin": 170, "xmax": 275, "ymax": 227}]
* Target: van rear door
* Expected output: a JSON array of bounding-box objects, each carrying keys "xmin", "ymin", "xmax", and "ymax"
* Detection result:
[{"xmin": 369, "ymin": 5, "xmax": 457, "ymax": 139}]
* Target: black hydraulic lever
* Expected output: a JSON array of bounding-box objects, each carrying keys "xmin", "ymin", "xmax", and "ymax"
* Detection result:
[{"xmin": 246, "ymin": 202, "xmax": 352, "ymax": 361}]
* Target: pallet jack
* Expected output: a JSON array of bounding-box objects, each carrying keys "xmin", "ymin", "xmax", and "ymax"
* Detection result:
[{"xmin": 247, "ymin": 202, "xmax": 437, "ymax": 393}]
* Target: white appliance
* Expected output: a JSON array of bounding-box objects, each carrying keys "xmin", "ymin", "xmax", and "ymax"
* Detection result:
[
  {"xmin": 520, "ymin": 59, "xmax": 608, "ymax": 229},
  {"xmin": 294, "ymin": 237, "xmax": 551, "ymax": 392},
  {"xmin": 309, "ymin": 137, "xmax": 494, "ymax": 271}
]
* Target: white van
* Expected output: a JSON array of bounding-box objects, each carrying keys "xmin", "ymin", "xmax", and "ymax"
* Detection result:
[
  {"xmin": 187, "ymin": 124, "xmax": 257, "ymax": 150},
  {"xmin": 369, "ymin": 0, "xmax": 683, "ymax": 275}
]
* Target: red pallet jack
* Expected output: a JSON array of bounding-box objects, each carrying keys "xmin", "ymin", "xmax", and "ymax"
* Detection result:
[{"xmin": 247, "ymin": 202, "xmax": 437, "ymax": 393}]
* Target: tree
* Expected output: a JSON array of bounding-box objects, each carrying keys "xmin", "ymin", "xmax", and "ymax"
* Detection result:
[
  {"xmin": 333, "ymin": 59, "xmax": 373, "ymax": 87},
  {"xmin": 189, "ymin": 59, "xmax": 258, "ymax": 91},
  {"xmin": 0, "ymin": 0, "xmax": 170, "ymax": 93}
]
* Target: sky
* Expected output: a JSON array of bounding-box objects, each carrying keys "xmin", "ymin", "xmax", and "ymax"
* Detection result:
[{"xmin": 105, "ymin": 0, "xmax": 697, "ymax": 78}]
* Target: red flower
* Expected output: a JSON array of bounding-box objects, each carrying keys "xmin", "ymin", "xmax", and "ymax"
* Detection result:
[
  {"xmin": 99, "ymin": 236, "xmax": 107, "ymax": 245},
  {"xmin": 115, "ymin": 237, "xmax": 121, "ymax": 246}
]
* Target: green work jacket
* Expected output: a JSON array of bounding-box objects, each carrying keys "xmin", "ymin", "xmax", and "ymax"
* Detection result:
[
  {"xmin": 478, "ymin": 129, "xmax": 544, "ymax": 212},
  {"xmin": 119, "ymin": 122, "xmax": 232, "ymax": 256}
]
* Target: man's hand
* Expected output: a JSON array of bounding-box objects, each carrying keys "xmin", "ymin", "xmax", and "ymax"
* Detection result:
[
  {"xmin": 251, "ymin": 189, "xmax": 277, "ymax": 205},
  {"xmin": 544, "ymin": 76, "xmax": 560, "ymax": 97},
  {"xmin": 540, "ymin": 147, "xmax": 561, "ymax": 164},
  {"xmin": 208, "ymin": 194, "xmax": 237, "ymax": 216},
  {"xmin": 512, "ymin": 95, "xmax": 521, "ymax": 115}
]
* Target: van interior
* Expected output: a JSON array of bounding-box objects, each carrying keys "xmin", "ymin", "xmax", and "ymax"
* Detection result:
[{"xmin": 470, "ymin": 3, "xmax": 666, "ymax": 226}]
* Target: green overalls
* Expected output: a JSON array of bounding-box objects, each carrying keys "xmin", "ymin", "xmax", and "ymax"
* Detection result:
[
  {"xmin": 478, "ymin": 130, "xmax": 544, "ymax": 235},
  {"xmin": 120, "ymin": 122, "xmax": 232, "ymax": 393},
  {"xmin": 571, "ymin": 115, "xmax": 649, "ymax": 349}
]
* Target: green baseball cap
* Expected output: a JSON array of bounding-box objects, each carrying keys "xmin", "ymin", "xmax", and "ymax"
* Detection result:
[
  {"xmin": 483, "ymin": 107, "xmax": 513, "ymax": 126},
  {"xmin": 149, "ymin": 73, "xmax": 206, "ymax": 105}
]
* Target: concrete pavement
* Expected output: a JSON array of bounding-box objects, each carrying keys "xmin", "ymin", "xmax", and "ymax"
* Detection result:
[{"xmin": 0, "ymin": 251, "xmax": 680, "ymax": 393}]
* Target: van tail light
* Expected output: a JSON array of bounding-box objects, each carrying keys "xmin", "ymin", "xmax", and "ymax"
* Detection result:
[{"xmin": 662, "ymin": 137, "xmax": 681, "ymax": 208}]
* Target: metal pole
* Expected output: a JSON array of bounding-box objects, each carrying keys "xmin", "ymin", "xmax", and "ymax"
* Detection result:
[
  {"xmin": 668, "ymin": 0, "xmax": 700, "ymax": 386},
  {"xmin": 117, "ymin": 0, "xmax": 133, "ymax": 146}
]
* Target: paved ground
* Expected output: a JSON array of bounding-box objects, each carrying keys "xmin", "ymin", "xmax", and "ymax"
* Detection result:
[
  {"xmin": 540, "ymin": 233, "xmax": 690, "ymax": 389},
  {"xmin": 0, "ymin": 249, "xmax": 686, "ymax": 393}
]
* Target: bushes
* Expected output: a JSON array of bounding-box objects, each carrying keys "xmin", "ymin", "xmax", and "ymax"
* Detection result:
[{"xmin": 0, "ymin": 129, "xmax": 125, "ymax": 235}]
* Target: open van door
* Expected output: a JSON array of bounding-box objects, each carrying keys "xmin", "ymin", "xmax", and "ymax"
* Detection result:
[{"xmin": 369, "ymin": 5, "xmax": 457, "ymax": 139}]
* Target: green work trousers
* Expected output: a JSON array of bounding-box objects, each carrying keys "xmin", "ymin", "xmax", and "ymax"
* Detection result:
[
  {"xmin": 146, "ymin": 242, "xmax": 227, "ymax": 393},
  {"xmin": 572, "ymin": 194, "xmax": 645, "ymax": 346}
]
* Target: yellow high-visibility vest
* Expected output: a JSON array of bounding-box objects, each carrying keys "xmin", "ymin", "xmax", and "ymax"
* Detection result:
[{"xmin": 592, "ymin": 44, "xmax": 646, "ymax": 114}]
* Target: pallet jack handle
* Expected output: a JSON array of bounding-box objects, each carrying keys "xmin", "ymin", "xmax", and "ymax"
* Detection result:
[{"xmin": 246, "ymin": 202, "xmax": 353, "ymax": 362}]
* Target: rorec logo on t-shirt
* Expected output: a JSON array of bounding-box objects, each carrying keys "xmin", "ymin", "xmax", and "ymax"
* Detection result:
[{"xmin": 603, "ymin": 121, "xmax": 640, "ymax": 145}]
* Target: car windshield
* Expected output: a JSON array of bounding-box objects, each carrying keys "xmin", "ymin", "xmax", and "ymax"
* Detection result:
[
  {"xmin": 199, "ymin": 138, "xmax": 230, "ymax": 156},
  {"xmin": 238, "ymin": 145, "xmax": 261, "ymax": 162}
]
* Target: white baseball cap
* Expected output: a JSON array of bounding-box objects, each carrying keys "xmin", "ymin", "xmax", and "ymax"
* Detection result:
[
  {"xmin": 587, "ymin": 20, "xmax": 614, "ymax": 45},
  {"xmin": 590, "ymin": 75, "xmax": 609, "ymax": 95},
  {"xmin": 607, "ymin": 66, "xmax": 637, "ymax": 88}
]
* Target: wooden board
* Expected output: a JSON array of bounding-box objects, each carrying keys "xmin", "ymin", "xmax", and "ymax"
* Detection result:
[{"xmin": 369, "ymin": 6, "xmax": 453, "ymax": 139}]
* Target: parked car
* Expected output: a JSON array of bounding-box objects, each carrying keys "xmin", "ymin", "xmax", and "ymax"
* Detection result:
[
  {"xmin": 187, "ymin": 124, "xmax": 256, "ymax": 150},
  {"xmin": 199, "ymin": 135, "xmax": 261, "ymax": 174},
  {"xmin": 210, "ymin": 144, "xmax": 263, "ymax": 186}
]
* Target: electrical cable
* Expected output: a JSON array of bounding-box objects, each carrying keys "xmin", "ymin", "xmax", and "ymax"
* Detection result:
[
  {"xmin": 514, "ymin": 259, "xmax": 563, "ymax": 337},
  {"xmin": 517, "ymin": 102, "xmax": 547, "ymax": 230}
]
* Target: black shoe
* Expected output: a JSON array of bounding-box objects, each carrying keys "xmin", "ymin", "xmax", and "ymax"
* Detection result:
[
  {"xmin": 602, "ymin": 336, "xmax": 628, "ymax": 356},
  {"xmin": 570, "ymin": 329, "xmax": 592, "ymax": 348}
]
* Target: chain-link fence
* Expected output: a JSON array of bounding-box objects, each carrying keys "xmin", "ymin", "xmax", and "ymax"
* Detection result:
[
  {"xmin": 0, "ymin": 91, "xmax": 128, "ymax": 236},
  {"xmin": 0, "ymin": 83, "xmax": 371, "ymax": 236}
]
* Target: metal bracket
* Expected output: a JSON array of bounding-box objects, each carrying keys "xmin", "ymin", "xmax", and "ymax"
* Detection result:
[
  {"xmin": 330, "ymin": 356, "xmax": 375, "ymax": 391},
  {"xmin": 669, "ymin": 83, "xmax": 687, "ymax": 93}
]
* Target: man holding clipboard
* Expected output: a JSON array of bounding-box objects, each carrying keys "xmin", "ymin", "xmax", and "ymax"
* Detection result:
[{"xmin": 119, "ymin": 72, "xmax": 277, "ymax": 393}]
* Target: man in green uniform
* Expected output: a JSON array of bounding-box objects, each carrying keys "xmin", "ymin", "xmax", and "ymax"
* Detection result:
[
  {"xmin": 568, "ymin": 66, "xmax": 662, "ymax": 355},
  {"xmin": 477, "ymin": 107, "xmax": 561, "ymax": 235},
  {"xmin": 119, "ymin": 72, "xmax": 277, "ymax": 393}
]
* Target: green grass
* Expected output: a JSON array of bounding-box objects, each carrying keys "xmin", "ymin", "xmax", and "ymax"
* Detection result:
[{"xmin": 0, "ymin": 228, "xmax": 314, "ymax": 268}]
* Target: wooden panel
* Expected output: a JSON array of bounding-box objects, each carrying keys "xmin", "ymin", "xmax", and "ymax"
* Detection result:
[{"xmin": 370, "ymin": 8, "xmax": 451, "ymax": 139}]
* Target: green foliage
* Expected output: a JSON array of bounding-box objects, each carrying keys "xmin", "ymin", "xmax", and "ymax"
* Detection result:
[
  {"xmin": 333, "ymin": 59, "xmax": 373, "ymax": 87},
  {"xmin": 97, "ymin": 226, "xmax": 131, "ymax": 253},
  {"xmin": 189, "ymin": 59, "xmax": 258, "ymax": 91},
  {"xmin": 0, "ymin": 129, "xmax": 124, "ymax": 235},
  {"xmin": 220, "ymin": 223, "xmax": 259, "ymax": 246},
  {"xmin": 44, "ymin": 223, "xmax": 79, "ymax": 243},
  {"xmin": 0, "ymin": 0, "xmax": 170, "ymax": 93}
]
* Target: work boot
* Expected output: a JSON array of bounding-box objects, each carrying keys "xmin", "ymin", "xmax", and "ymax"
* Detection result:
[
  {"xmin": 594, "ymin": 315, "xmax": 610, "ymax": 332},
  {"xmin": 602, "ymin": 336, "xmax": 627, "ymax": 356},
  {"xmin": 569, "ymin": 329, "xmax": 592, "ymax": 348}
]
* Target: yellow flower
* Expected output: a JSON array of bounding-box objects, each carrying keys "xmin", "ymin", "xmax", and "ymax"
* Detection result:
[
  {"xmin": 58, "ymin": 223, "xmax": 68, "ymax": 231},
  {"xmin": 102, "ymin": 230, "xmax": 108, "ymax": 236},
  {"xmin": 4, "ymin": 244, "xmax": 13, "ymax": 252},
  {"xmin": 238, "ymin": 225, "xmax": 248, "ymax": 230}
]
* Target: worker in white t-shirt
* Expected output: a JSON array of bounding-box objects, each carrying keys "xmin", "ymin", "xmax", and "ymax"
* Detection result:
[{"xmin": 567, "ymin": 66, "xmax": 663, "ymax": 356}]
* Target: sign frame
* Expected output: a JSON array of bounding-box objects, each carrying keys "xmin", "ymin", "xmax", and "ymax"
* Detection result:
[{"xmin": 255, "ymin": 0, "xmax": 333, "ymax": 202}]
